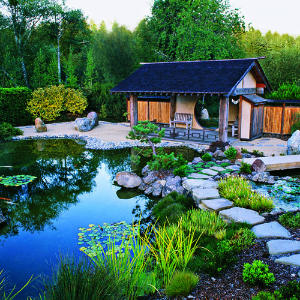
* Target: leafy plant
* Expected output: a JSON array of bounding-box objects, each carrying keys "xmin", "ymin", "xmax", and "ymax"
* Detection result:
[
  {"xmin": 43, "ymin": 258, "xmax": 122, "ymax": 300},
  {"xmin": 181, "ymin": 209, "xmax": 227, "ymax": 238},
  {"xmin": 220, "ymin": 162, "xmax": 230, "ymax": 167},
  {"xmin": 241, "ymin": 148, "xmax": 249, "ymax": 154},
  {"xmin": 127, "ymin": 121, "xmax": 165, "ymax": 156},
  {"xmin": 143, "ymin": 220, "xmax": 199, "ymax": 287},
  {"xmin": 252, "ymin": 149, "xmax": 264, "ymax": 157},
  {"xmin": 27, "ymin": 85, "xmax": 87, "ymax": 121},
  {"xmin": 201, "ymin": 152, "xmax": 212, "ymax": 162},
  {"xmin": 173, "ymin": 164, "xmax": 189, "ymax": 177},
  {"xmin": 229, "ymin": 228, "xmax": 256, "ymax": 251},
  {"xmin": 240, "ymin": 162, "xmax": 252, "ymax": 174},
  {"xmin": 219, "ymin": 176, "xmax": 274, "ymax": 212},
  {"xmin": 165, "ymin": 271, "xmax": 198, "ymax": 297},
  {"xmin": 148, "ymin": 152, "xmax": 187, "ymax": 171},
  {"xmin": 152, "ymin": 192, "xmax": 194, "ymax": 224},
  {"xmin": 0, "ymin": 123, "xmax": 23, "ymax": 141},
  {"xmin": 243, "ymin": 260, "xmax": 275, "ymax": 287},
  {"xmin": 268, "ymin": 82, "xmax": 300, "ymax": 100},
  {"xmin": 279, "ymin": 212, "xmax": 300, "ymax": 229},
  {"xmin": 224, "ymin": 146, "xmax": 237, "ymax": 160}
]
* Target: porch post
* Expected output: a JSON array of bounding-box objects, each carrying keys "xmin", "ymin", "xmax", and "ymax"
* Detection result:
[
  {"xmin": 219, "ymin": 96, "xmax": 229, "ymax": 142},
  {"xmin": 130, "ymin": 93, "xmax": 138, "ymax": 127},
  {"xmin": 170, "ymin": 94, "xmax": 176, "ymax": 122}
]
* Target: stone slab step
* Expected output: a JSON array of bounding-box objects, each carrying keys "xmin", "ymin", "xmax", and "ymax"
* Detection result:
[
  {"xmin": 182, "ymin": 179, "xmax": 218, "ymax": 192},
  {"xmin": 252, "ymin": 221, "xmax": 291, "ymax": 239},
  {"xmin": 219, "ymin": 207, "xmax": 265, "ymax": 225},
  {"xmin": 210, "ymin": 166, "xmax": 225, "ymax": 172},
  {"xmin": 201, "ymin": 198, "xmax": 233, "ymax": 212},
  {"xmin": 275, "ymin": 254, "xmax": 300, "ymax": 267},
  {"xmin": 188, "ymin": 173, "xmax": 211, "ymax": 180},
  {"xmin": 192, "ymin": 188, "xmax": 220, "ymax": 203},
  {"xmin": 267, "ymin": 240, "xmax": 300, "ymax": 255},
  {"xmin": 201, "ymin": 169, "xmax": 218, "ymax": 176}
]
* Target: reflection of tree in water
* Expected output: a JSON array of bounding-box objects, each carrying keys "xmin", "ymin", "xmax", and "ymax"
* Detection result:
[{"xmin": 0, "ymin": 139, "xmax": 102, "ymax": 239}]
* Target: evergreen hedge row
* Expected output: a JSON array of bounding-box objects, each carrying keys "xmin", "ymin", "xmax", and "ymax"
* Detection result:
[{"xmin": 0, "ymin": 87, "xmax": 33, "ymax": 126}]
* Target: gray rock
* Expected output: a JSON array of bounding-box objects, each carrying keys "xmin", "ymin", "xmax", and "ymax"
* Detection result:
[
  {"xmin": 188, "ymin": 173, "xmax": 211, "ymax": 179},
  {"xmin": 267, "ymin": 240, "xmax": 300, "ymax": 255},
  {"xmin": 143, "ymin": 171, "xmax": 158, "ymax": 185},
  {"xmin": 138, "ymin": 182, "xmax": 147, "ymax": 191},
  {"xmin": 226, "ymin": 165, "xmax": 240, "ymax": 171},
  {"xmin": 144, "ymin": 186, "xmax": 153, "ymax": 195},
  {"xmin": 192, "ymin": 157, "xmax": 203, "ymax": 164},
  {"xmin": 182, "ymin": 179, "xmax": 218, "ymax": 192},
  {"xmin": 213, "ymin": 150, "xmax": 225, "ymax": 159},
  {"xmin": 87, "ymin": 111, "xmax": 98, "ymax": 128},
  {"xmin": 287, "ymin": 130, "xmax": 300, "ymax": 154},
  {"xmin": 115, "ymin": 172, "xmax": 142, "ymax": 189},
  {"xmin": 275, "ymin": 254, "xmax": 300, "ymax": 267},
  {"xmin": 152, "ymin": 180, "xmax": 166, "ymax": 197},
  {"xmin": 220, "ymin": 207, "xmax": 265, "ymax": 225},
  {"xmin": 162, "ymin": 176, "xmax": 183, "ymax": 197},
  {"xmin": 35, "ymin": 118, "xmax": 47, "ymax": 132},
  {"xmin": 267, "ymin": 176, "xmax": 275, "ymax": 185},
  {"xmin": 201, "ymin": 198, "xmax": 233, "ymax": 212},
  {"xmin": 252, "ymin": 221, "xmax": 291, "ymax": 239},
  {"xmin": 210, "ymin": 166, "xmax": 225, "ymax": 172},
  {"xmin": 0, "ymin": 209, "xmax": 6, "ymax": 224},
  {"xmin": 201, "ymin": 169, "xmax": 218, "ymax": 176},
  {"xmin": 192, "ymin": 188, "xmax": 220, "ymax": 203},
  {"xmin": 252, "ymin": 159, "xmax": 267, "ymax": 173},
  {"xmin": 141, "ymin": 165, "xmax": 150, "ymax": 176},
  {"xmin": 74, "ymin": 118, "xmax": 93, "ymax": 132}
]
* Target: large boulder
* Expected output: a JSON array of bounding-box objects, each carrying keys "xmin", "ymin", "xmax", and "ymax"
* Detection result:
[
  {"xmin": 152, "ymin": 180, "xmax": 166, "ymax": 197},
  {"xmin": 87, "ymin": 111, "xmax": 98, "ymax": 128},
  {"xmin": 162, "ymin": 176, "xmax": 183, "ymax": 197},
  {"xmin": 287, "ymin": 130, "xmax": 300, "ymax": 154},
  {"xmin": 35, "ymin": 118, "xmax": 47, "ymax": 133},
  {"xmin": 74, "ymin": 118, "xmax": 93, "ymax": 132},
  {"xmin": 115, "ymin": 172, "xmax": 142, "ymax": 189},
  {"xmin": 251, "ymin": 159, "xmax": 266, "ymax": 173}
]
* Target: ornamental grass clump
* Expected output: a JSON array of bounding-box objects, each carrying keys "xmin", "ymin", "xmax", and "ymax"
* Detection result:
[
  {"xmin": 181, "ymin": 209, "xmax": 227, "ymax": 238},
  {"xmin": 218, "ymin": 176, "xmax": 274, "ymax": 212},
  {"xmin": 165, "ymin": 271, "xmax": 199, "ymax": 297},
  {"xmin": 279, "ymin": 212, "xmax": 300, "ymax": 229}
]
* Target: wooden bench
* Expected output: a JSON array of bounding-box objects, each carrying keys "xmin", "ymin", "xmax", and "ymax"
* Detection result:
[
  {"xmin": 229, "ymin": 120, "xmax": 239, "ymax": 137},
  {"xmin": 170, "ymin": 113, "xmax": 193, "ymax": 129}
]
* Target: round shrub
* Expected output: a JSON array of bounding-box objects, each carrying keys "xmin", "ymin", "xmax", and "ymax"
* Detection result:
[
  {"xmin": 0, "ymin": 122, "xmax": 23, "ymax": 141},
  {"xmin": 224, "ymin": 146, "xmax": 237, "ymax": 160},
  {"xmin": 27, "ymin": 85, "xmax": 87, "ymax": 121},
  {"xmin": 165, "ymin": 271, "xmax": 198, "ymax": 297},
  {"xmin": 243, "ymin": 260, "xmax": 275, "ymax": 287},
  {"xmin": 202, "ymin": 152, "xmax": 212, "ymax": 162}
]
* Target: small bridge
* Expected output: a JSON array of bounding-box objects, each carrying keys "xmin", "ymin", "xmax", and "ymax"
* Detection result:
[{"xmin": 242, "ymin": 154, "xmax": 300, "ymax": 171}]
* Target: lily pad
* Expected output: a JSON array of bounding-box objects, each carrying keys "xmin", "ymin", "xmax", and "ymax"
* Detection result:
[{"xmin": 0, "ymin": 175, "xmax": 37, "ymax": 187}]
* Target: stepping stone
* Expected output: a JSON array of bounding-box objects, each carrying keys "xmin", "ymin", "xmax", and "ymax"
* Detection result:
[
  {"xmin": 226, "ymin": 165, "xmax": 240, "ymax": 171},
  {"xmin": 267, "ymin": 240, "xmax": 300, "ymax": 255},
  {"xmin": 219, "ymin": 207, "xmax": 265, "ymax": 225},
  {"xmin": 182, "ymin": 179, "xmax": 218, "ymax": 192},
  {"xmin": 201, "ymin": 169, "xmax": 218, "ymax": 176},
  {"xmin": 188, "ymin": 173, "xmax": 211, "ymax": 179},
  {"xmin": 252, "ymin": 221, "xmax": 291, "ymax": 239},
  {"xmin": 275, "ymin": 254, "xmax": 300, "ymax": 267},
  {"xmin": 210, "ymin": 166, "xmax": 225, "ymax": 172},
  {"xmin": 201, "ymin": 198, "xmax": 233, "ymax": 212},
  {"xmin": 192, "ymin": 188, "xmax": 220, "ymax": 203}
]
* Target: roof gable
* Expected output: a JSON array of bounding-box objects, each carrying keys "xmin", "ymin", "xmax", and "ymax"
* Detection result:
[{"xmin": 111, "ymin": 58, "xmax": 270, "ymax": 95}]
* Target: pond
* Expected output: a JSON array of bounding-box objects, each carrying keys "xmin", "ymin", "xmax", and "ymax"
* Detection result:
[{"xmin": 0, "ymin": 139, "xmax": 155, "ymax": 298}]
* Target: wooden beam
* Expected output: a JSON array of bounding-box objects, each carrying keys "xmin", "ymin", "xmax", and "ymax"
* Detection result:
[
  {"xmin": 219, "ymin": 96, "xmax": 229, "ymax": 142},
  {"xmin": 170, "ymin": 94, "xmax": 176, "ymax": 122},
  {"xmin": 130, "ymin": 93, "xmax": 138, "ymax": 127},
  {"xmin": 280, "ymin": 103, "xmax": 286, "ymax": 136}
]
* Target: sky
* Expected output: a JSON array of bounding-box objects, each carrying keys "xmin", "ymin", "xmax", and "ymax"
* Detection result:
[{"xmin": 67, "ymin": 0, "xmax": 300, "ymax": 36}]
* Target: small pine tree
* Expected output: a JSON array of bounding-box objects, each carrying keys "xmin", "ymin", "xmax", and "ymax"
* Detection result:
[
  {"xmin": 64, "ymin": 47, "xmax": 78, "ymax": 88},
  {"xmin": 47, "ymin": 51, "xmax": 58, "ymax": 86},
  {"xmin": 32, "ymin": 48, "xmax": 49, "ymax": 89},
  {"xmin": 84, "ymin": 48, "xmax": 96, "ymax": 89}
]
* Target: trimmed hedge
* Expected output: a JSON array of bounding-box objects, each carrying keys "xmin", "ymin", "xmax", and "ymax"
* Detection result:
[{"xmin": 0, "ymin": 87, "xmax": 32, "ymax": 126}]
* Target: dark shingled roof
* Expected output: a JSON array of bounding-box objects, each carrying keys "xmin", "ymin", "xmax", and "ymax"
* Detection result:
[
  {"xmin": 111, "ymin": 58, "xmax": 269, "ymax": 95},
  {"xmin": 243, "ymin": 94, "xmax": 267, "ymax": 105}
]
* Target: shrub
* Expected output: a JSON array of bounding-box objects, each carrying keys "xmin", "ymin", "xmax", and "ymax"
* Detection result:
[
  {"xmin": 148, "ymin": 152, "xmax": 187, "ymax": 171},
  {"xmin": 243, "ymin": 260, "xmax": 275, "ymax": 287},
  {"xmin": 181, "ymin": 209, "xmax": 227, "ymax": 237},
  {"xmin": 165, "ymin": 271, "xmax": 198, "ymax": 297},
  {"xmin": 291, "ymin": 113, "xmax": 300, "ymax": 134},
  {"xmin": 152, "ymin": 192, "xmax": 194, "ymax": 224},
  {"xmin": 0, "ymin": 87, "xmax": 32, "ymax": 126},
  {"xmin": 268, "ymin": 82, "xmax": 300, "ymax": 100},
  {"xmin": 173, "ymin": 165, "xmax": 189, "ymax": 177},
  {"xmin": 240, "ymin": 162, "xmax": 252, "ymax": 174},
  {"xmin": 44, "ymin": 258, "xmax": 122, "ymax": 300},
  {"xmin": 229, "ymin": 228, "xmax": 256, "ymax": 251},
  {"xmin": 241, "ymin": 148, "xmax": 249, "ymax": 154},
  {"xmin": 27, "ymin": 85, "xmax": 87, "ymax": 121},
  {"xmin": 202, "ymin": 152, "xmax": 212, "ymax": 162},
  {"xmin": 224, "ymin": 146, "xmax": 237, "ymax": 160},
  {"xmin": 279, "ymin": 212, "xmax": 300, "ymax": 229},
  {"xmin": 252, "ymin": 149, "xmax": 264, "ymax": 157},
  {"xmin": 0, "ymin": 122, "xmax": 23, "ymax": 141},
  {"xmin": 219, "ymin": 176, "xmax": 274, "ymax": 212}
]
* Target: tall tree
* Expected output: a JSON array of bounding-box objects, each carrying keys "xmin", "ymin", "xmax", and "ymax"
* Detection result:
[
  {"xmin": 0, "ymin": 0, "xmax": 57, "ymax": 87},
  {"xmin": 32, "ymin": 48, "xmax": 49, "ymax": 88},
  {"xmin": 64, "ymin": 47, "xmax": 78, "ymax": 87}
]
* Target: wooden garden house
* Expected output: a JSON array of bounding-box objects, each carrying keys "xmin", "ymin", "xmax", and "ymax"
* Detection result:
[{"xmin": 111, "ymin": 58, "xmax": 299, "ymax": 142}]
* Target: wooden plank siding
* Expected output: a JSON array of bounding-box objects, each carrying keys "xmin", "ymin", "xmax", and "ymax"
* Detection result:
[
  {"xmin": 283, "ymin": 107, "xmax": 300, "ymax": 134},
  {"xmin": 251, "ymin": 105, "xmax": 264, "ymax": 138},
  {"xmin": 127, "ymin": 98, "xmax": 170, "ymax": 124}
]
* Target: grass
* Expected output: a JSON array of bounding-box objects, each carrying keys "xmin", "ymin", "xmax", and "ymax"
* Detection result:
[
  {"xmin": 279, "ymin": 212, "xmax": 300, "ymax": 229},
  {"xmin": 218, "ymin": 176, "xmax": 274, "ymax": 212}
]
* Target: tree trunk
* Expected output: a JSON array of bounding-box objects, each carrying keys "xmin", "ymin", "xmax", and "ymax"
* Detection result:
[
  {"xmin": 130, "ymin": 94, "xmax": 138, "ymax": 127},
  {"xmin": 20, "ymin": 55, "xmax": 30, "ymax": 88},
  {"xmin": 219, "ymin": 96, "xmax": 229, "ymax": 142},
  {"xmin": 57, "ymin": 27, "xmax": 62, "ymax": 84}
]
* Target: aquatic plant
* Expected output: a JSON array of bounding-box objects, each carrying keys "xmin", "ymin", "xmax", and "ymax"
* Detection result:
[
  {"xmin": 219, "ymin": 176, "xmax": 274, "ymax": 212},
  {"xmin": 0, "ymin": 175, "xmax": 36, "ymax": 187}
]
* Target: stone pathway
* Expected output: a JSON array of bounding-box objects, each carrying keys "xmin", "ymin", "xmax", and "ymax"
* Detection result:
[{"xmin": 182, "ymin": 160, "xmax": 300, "ymax": 272}]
